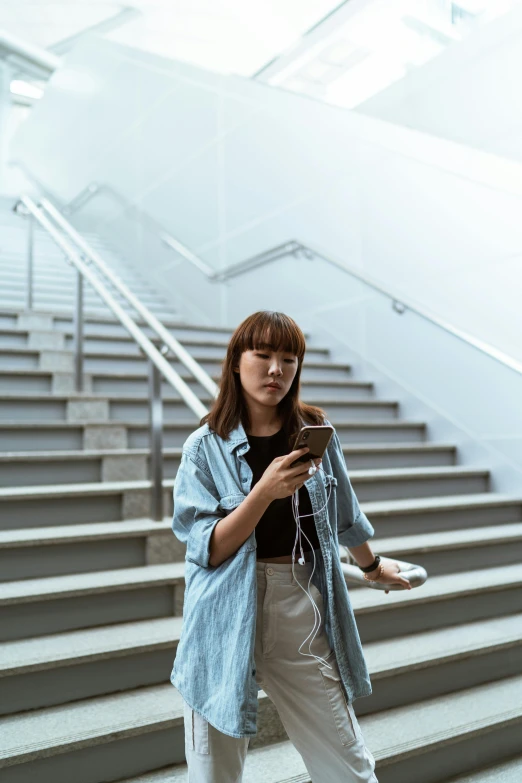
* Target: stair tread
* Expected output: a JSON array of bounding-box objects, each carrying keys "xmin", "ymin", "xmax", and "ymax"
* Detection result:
[
  {"xmin": 0, "ymin": 344, "xmax": 342, "ymax": 363},
  {"xmin": 350, "ymin": 562, "xmax": 522, "ymax": 612},
  {"xmin": 0, "ymin": 481, "xmax": 517, "ymax": 509},
  {"xmin": 443, "ymin": 755, "xmax": 522, "ymax": 783},
  {"xmin": 364, "ymin": 492, "xmax": 521, "ymax": 514},
  {"xmin": 1, "ymin": 605, "xmax": 520, "ymax": 680},
  {"xmin": 0, "ymin": 328, "xmax": 325, "ymax": 351},
  {"xmin": 108, "ymin": 740, "xmax": 308, "ymax": 783},
  {"xmin": 375, "ymin": 521, "xmax": 522, "ymax": 554},
  {"xmin": 0, "ymin": 616, "xmax": 182, "ymax": 676},
  {"xmin": 0, "ymin": 479, "xmax": 159, "ymax": 499},
  {"xmin": 0, "ymin": 391, "xmax": 397, "ymax": 406},
  {"xmin": 0, "ymin": 312, "xmax": 221, "ymax": 333},
  {"xmin": 0, "ymin": 480, "xmax": 509, "ymax": 504},
  {"xmin": 2, "ymin": 517, "xmax": 520, "ymax": 553},
  {"xmin": 0, "ymin": 683, "xmax": 184, "ymax": 765},
  {"xmin": 360, "ymin": 673, "xmax": 522, "ymax": 761},
  {"xmin": 363, "ymin": 611, "xmax": 522, "ymax": 676},
  {"xmin": 1, "ymin": 674, "xmax": 521, "ymax": 768},
  {"xmin": 1, "ymin": 560, "xmax": 520, "ymax": 609},
  {"xmin": 0, "ymin": 373, "xmax": 374, "ymax": 389},
  {"xmin": 0, "ymin": 419, "xmax": 430, "ymax": 430},
  {"xmin": 0, "ymin": 518, "xmax": 172, "ymax": 547},
  {"xmin": 122, "ymin": 737, "xmax": 522, "ymax": 783},
  {"xmin": 0, "ymin": 442, "xmax": 457, "ymax": 462},
  {"xmin": 0, "ymin": 306, "xmax": 251, "ymax": 334},
  {"xmin": 0, "ymin": 563, "xmax": 185, "ymax": 605}
]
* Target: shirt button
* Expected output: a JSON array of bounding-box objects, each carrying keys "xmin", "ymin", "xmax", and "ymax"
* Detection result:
[{"xmin": 266, "ymin": 567, "xmax": 274, "ymax": 575}]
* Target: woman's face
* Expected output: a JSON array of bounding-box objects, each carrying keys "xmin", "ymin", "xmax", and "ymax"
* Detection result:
[{"xmin": 235, "ymin": 347, "xmax": 299, "ymax": 411}]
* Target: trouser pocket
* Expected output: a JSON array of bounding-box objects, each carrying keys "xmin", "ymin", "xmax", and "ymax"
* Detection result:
[
  {"xmin": 183, "ymin": 698, "xmax": 210, "ymax": 754},
  {"xmin": 318, "ymin": 650, "xmax": 361, "ymax": 748}
]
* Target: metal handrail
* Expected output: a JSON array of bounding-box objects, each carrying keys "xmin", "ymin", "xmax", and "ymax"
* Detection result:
[
  {"xmin": 39, "ymin": 197, "xmax": 218, "ymax": 399},
  {"xmin": 14, "ymin": 195, "xmax": 211, "ymax": 521},
  {"xmin": 64, "ymin": 182, "xmax": 522, "ymax": 377},
  {"xmin": 63, "ymin": 182, "xmax": 216, "ymax": 277},
  {"xmin": 0, "ymin": 28, "xmax": 61, "ymax": 77}
]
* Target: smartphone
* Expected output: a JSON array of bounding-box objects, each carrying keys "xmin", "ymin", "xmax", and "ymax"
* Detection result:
[{"xmin": 290, "ymin": 425, "xmax": 334, "ymax": 466}]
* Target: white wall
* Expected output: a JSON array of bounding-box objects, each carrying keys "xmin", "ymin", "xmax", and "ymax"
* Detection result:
[{"xmin": 358, "ymin": 3, "xmax": 522, "ymax": 163}]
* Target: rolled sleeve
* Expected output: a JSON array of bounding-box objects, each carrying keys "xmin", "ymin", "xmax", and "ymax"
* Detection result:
[
  {"xmin": 172, "ymin": 451, "xmax": 224, "ymax": 568},
  {"xmin": 325, "ymin": 423, "xmax": 375, "ymax": 549}
]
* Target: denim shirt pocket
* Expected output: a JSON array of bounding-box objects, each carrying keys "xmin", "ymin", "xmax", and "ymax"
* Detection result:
[{"xmin": 219, "ymin": 493, "xmax": 257, "ymax": 555}]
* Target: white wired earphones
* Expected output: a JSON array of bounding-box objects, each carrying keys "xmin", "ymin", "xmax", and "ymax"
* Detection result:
[{"xmin": 290, "ymin": 460, "xmax": 334, "ymax": 670}]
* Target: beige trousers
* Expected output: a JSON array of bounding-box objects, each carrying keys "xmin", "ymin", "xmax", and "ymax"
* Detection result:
[{"xmin": 183, "ymin": 558, "xmax": 379, "ymax": 783}]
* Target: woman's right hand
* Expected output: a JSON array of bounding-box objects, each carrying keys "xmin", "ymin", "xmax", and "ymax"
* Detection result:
[{"xmin": 256, "ymin": 447, "xmax": 322, "ymax": 502}]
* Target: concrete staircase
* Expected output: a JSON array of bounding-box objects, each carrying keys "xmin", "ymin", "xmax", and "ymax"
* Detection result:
[{"xmin": 0, "ymin": 202, "xmax": 521, "ymax": 782}]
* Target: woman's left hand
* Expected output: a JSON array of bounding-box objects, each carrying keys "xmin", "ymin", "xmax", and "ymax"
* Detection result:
[{"xmin": 366, "ymin": 557, "xmax": 412, "ymax": 594}]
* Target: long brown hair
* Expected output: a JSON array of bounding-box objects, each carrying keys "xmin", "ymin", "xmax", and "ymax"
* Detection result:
[{"xmin": 201, "ymin": 310, "xmax": 327, "ymax": 446}]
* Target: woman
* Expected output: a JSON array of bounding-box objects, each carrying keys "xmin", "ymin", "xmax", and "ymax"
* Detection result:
[{"xmin": 171, "ymin": 310, "xmax": 411, "ymax": 782}]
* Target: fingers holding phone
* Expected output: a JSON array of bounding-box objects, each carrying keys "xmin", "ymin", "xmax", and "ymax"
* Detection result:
[{"xmin": 257, "ymin": 447, "xmax": 321, "ymax": 501}]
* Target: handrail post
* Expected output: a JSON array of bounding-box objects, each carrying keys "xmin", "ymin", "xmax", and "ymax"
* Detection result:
[
  {"xmin": 26, "ymin": 214, "xmax": 34, "ymax": 311},
  {"xmin": 74, "ymin": 269, "xmax": 84, "ymax": 392},
  {"xmin": 149, "ymin": 358, "xmax": 164, "ymax": 522}
]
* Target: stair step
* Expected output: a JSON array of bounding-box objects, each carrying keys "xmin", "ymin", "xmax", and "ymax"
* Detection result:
[
  {"xmin": 0, "ymin": 518, "xmax": 172, "ymax": 548},
  {"xmin": 351, "ymin": 562, "xmax": 522, "ymax": 642},
  {"xmin": 0, "ymin": 344, "xmax": 331, "ymax": 361},
  {"xmin": 0, "ymin": 561, "xmax": 520, "ymax": 643},
  {"xmin": 0, "ymin": 391, "xmax": 398, "ymax": 413},
  {"xmin": 0, "ymin": 478, "xmax": 160, "ymax": 501},
  {"xmin": 374, "ymin": 522, "xmax": 522, "ymax": 574},
  {"xmin": 0, "ymin": 326, "xmax": 327, "ymax": 354},
  {"xmin": 359, "ymin": 611, "xmax": 522, "ymax": 714},
  {"xmin": 2, "ymin": 513, "xmax": 521, "ymax": 582},
  {"xmin": 0, "ymin": 563, "xmax": 184, "ymax": 641},
  {"xmin": 1, "ymin": 605, "xmax": 520, "ymax": 716},
  {"xmin": 0, "ymin": 615, "xmax": 181, "ymax": 678},
  {"xmin": 3, "ymin": 515, "xmax": 521, "ymax": 580},
  {"xmin": 0, "ymin": 307, "xmax": 234, "ymax": 334},
  {"xmin": 363, "ymin": 492, "xmax": 522, "ymax": 534},
  {"xmin": 364, "ymin": 611, "xmax": 522, "ymax": 678},
  {"xmin": 0, "ymin": 369, "xmax": 368, "ymax": 395},
  {"xmin": 0, "ymin": 517, "xmax": 174, "ymax": 580},
  {"xmin": 0, "ymin": 441, "xmax": 457, "ymax": 475},
  {"xmin": 443, "ymin": 755, "xmax": 522, "ymax": 782},
  {"xmin": 0, "ymin": 683, "xmax": 186, "ymax": 775},
  {"xmin": 377, "ymin": 522, "xmax": 522, "ymax": 554},
  {"xmin": 0, "ymin": 462, "xmax": 491, "ymax": 507},
  {"xmin": 0, "ymin": 303, "xmax": 179, "ymax": 324},
  {"xmin": 0, "ymin": 419, "xmax": 429, "ymax": 452},
  {"xmin": 0, "ymin": 562, "xmax": 184, "ymax": 606},
  {"xmin": 1, "ymin": 675, "xmax": 521, "ymax": 783}
]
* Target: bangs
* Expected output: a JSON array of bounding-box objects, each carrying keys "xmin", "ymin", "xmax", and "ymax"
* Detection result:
[{"xmin": 237, "ymin": 311, "xmax": 306, "ymax": 359}]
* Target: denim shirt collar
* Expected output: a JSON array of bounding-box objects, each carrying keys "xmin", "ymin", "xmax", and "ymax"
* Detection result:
[
  {"xmin": 225, "ymin": 417, "xmax": 306, "ymax": 453},
  {"xmin": 225, "ymin": 419, "xmax": 249, "ymax": 453}
]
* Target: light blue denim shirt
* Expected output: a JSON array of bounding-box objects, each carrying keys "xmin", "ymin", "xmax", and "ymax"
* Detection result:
[{"xmin": 171, "ymin": 417, "xmax": 375, "ymax": 739}]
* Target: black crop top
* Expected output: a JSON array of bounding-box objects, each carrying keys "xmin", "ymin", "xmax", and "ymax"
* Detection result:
[{"xmin": 245, "ymin": 426, "xmax": 320, "ymax": 558}]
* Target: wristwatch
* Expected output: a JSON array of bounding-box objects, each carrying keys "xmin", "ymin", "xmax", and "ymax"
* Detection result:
[{"xmin": 359, "ymin": 554, "xmax": 381, "ymax": 573}]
